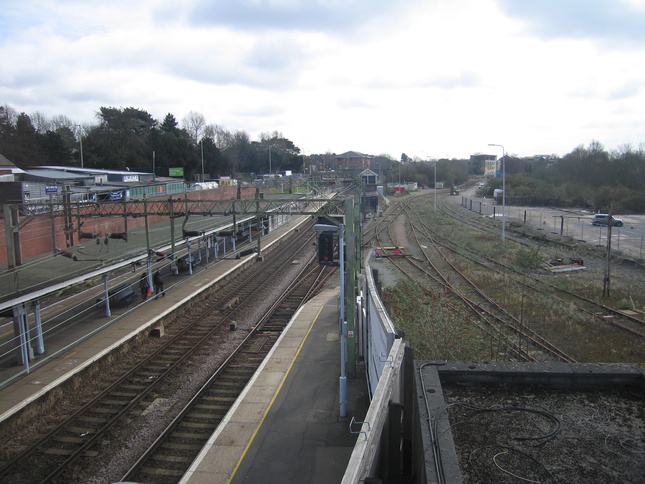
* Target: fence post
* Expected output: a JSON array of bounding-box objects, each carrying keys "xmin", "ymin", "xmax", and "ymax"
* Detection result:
[{"xmin": 617, "ymin": 228, "xmax": 620, "ymax": 251}]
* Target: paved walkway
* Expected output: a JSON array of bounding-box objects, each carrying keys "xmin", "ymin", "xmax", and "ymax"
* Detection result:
[{"xmin": 182, "ymin": 289, "xmax": 369, "ymax": 484}]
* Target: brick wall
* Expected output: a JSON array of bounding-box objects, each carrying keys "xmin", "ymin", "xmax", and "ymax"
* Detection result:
[{"xmin": 0, "ymin": 185, "xmax": 257, "ymax": 265}]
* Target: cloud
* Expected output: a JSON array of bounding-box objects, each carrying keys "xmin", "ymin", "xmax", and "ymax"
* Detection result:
[
  {"xmin": 497, "ymin": 0, "xmax": 645, "ymax": 47},
  {"xmin": 180, "ymin": 0, "xmax": 418, "ymax": 34},
  {"xmin": 607, "ymin": 80, "xmax": 643, "ymax": 100}
]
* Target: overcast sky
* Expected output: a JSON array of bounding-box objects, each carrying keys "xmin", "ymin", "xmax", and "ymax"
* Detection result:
[{"xmin": 2, "ymin": 0, "xmax": 644, "ymax": 160}]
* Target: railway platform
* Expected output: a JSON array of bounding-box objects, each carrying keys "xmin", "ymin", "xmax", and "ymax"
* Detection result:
[
  {"xmin": 0, "ymin": 213, "xmax": 369, "ymax": 483},
  {"xmin": 182, "ymin": 288, "xmax": 369, "ymax": 484}
]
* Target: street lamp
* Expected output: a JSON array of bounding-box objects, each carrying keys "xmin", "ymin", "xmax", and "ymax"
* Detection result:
[
  {"xmin": 434, "ymin": 159, "xmax": 437, "ymax": 212},
  {"xmin": 313, "ymin": 223, "xmax": 347, "ymax": 418},
  {"xmin": 488, "ymin": 143, "xmax": 506, "ymax": 242},
  {"xmin": 75, "ymin": 125, "xmax": 84, "ymax": 168},
  {"xmin": 200, "ymin": 139, "xmax": 205, "ymax": 182}
]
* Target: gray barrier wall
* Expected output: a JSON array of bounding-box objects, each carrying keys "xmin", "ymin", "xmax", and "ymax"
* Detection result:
[{"xmin": 342, "ymin": 252, "xmax": 406, "ymax": 483}]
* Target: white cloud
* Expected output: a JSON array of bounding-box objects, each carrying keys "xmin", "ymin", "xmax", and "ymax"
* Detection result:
[{"xmin": 1, "ymin": 0, "xmax": 644, "ymax": 159}]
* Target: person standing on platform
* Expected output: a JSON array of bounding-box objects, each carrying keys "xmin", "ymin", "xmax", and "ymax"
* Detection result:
[
  {"xmin": 153, "ymin": 270, "xmax": 165, "ymax": 299},
  {"xmin": 140, "ymin": 273, "xmax": 150, "ymax": 301}
]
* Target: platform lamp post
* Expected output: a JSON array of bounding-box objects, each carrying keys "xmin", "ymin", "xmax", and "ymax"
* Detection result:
[
  {"xmin": 488, "ymin": 143, "xmax": 506, "ymax": 243},
  {"xmin": 313, "ymin": 222, "xmax": 347, "ymax": 418}
]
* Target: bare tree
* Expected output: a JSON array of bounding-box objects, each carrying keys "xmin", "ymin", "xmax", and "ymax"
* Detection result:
[
  {"xmin": 181, "ymin": 111, "xmax": 206, "ymax": 144},
  {"xmin": 210, "ymin": 124, "xmax": 234, "ymax": 151},
  {"xmin": 1, "ymin": 104, "xmax": 18, "ymax": 126},
  {"xmin": 29, "ymin": 111, "xmax": 51, "ymax": 133},
  {"xmin": 50, "ymin": 114, "xmax": 74, "ymax": 131},
  {"xmin": 259, "ymin": 130, "xmax": 283, "ymax": 143}
]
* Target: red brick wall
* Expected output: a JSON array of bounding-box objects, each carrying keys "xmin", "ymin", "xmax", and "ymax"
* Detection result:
[{"xmin": 0, "ymin": 186, "xmax": 257, "ymax": 265}]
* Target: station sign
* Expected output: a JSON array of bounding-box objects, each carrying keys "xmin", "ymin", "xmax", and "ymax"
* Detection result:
[
  {"xmin": 45, "ymin": 185, "xmax": 58, "ymax": 193},
  {"xmin": 169, "ymin": 167, "xmax": 184, "ymax": 177}
]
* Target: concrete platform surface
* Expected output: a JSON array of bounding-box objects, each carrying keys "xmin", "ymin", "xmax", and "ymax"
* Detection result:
[{"xmin": 181, "ymin": 288, "xmax": 369, "ymax": 484}]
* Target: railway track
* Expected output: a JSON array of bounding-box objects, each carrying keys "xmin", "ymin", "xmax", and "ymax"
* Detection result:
[
  {"xmin": 0, "ymin": 222, "xmax": 334, "ymax": 483},
  {"xmin": 121, "ymin": 263, "xmax": 335, "ymax": 483},
  {"xmin": 402, "ymin": 204, "xmax": 576, "ymax": 362},
  {"xmin": 428, "ymin": 197, "xmax": 645, "ymax": 338},
  {"xmin": 368, "ymin": 191, "xmax": 644, "ymax": 362},
  {"xmin": 373, "ymin": 200, "xmax": 574, "ymax": 362}
]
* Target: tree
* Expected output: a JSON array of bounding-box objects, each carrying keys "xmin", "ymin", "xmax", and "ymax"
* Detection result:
[
  {"xmin": 12, "ymin": 113, "xmax": 46, "ymax": 167},
  {"xmin": 29, "ymin": 111, "xmax": 51, "ymax": 133},
  {"xmin": 160, "ymin": 113, "xmax": 179, "ymax": 133},
  {"xmin": 40, "ymin": 130, "xmax": 73, "ymax": 165},
  {"xmin": 94, "ymin": 106, "xmax": 157, "ymax": 170},
  {"xmin": 182, "ymin": 111, "xmax": 206, "ymax": 144}
]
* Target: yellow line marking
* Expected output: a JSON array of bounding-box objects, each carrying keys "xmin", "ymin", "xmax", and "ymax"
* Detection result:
[
  {"xmin": 227, "ymin": 305, "xmax": 324, "ymax": 483},
  {"xmin": 63, "ymin": 351, "xmax": 79, "ymax": 360}
]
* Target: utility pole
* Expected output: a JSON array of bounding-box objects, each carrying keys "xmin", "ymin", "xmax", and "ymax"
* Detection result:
[
  {"xmin": 603, "ymin": 204, "xmax": 613, "ymax": 297},
  {"xmin": 345, "ymin": 197, "xmax": 356, "ymax": 378}
]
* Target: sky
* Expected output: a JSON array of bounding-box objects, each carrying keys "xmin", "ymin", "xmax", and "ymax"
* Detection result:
[{"xmin": 1, "ymin": 0, "xmax": 644, "ymax": 160}]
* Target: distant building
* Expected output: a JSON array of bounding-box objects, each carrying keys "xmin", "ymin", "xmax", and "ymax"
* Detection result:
[
  {"xmin": 334, "ymin": 151, "xmax": 374, "ymax": 170},
  {"xmin": 218, "ymin": 176, "xmax": 237, "ymax": 187},
  {"xmin": 484, "ymin": 156, "xmax": 498, "ymax": 177},
  {"xmin": 359, "ymin": 168, "xmax": 378, "ymax": 186},
  {"xmin": 469, "ymin": 154, "xmax": 497, "ymax": 176}
]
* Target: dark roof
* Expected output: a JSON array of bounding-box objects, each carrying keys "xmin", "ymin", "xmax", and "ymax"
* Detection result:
[
  {"xmin": 336, "ymin": 151, "xmax": 373, "ymax": 159},
  {"xmin": 0, "ymin": 153, "xmax": 24, "ymax": 172}
]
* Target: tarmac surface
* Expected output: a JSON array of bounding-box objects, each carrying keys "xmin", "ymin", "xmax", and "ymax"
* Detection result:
[{"xmin": 183, "ymin": 289, "xmax": 369, "ymax": 484}]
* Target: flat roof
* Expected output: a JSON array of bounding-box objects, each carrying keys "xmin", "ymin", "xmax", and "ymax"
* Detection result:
[
  {"xmin": 23, "ymin": 169, "xmax": 92, "ymax": 180},
  {"xmin": 36, "ymin": 165, "xmax": 150, "ymax": 176},
  {"xmin": 418, "ymin": 361, "xmax": 645, "ymax": 484}
]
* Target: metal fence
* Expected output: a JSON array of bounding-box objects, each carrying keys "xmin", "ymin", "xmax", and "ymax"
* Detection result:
[{"xmin": 462, "ymin": 197, "xmax": 645, "ymax": 260}]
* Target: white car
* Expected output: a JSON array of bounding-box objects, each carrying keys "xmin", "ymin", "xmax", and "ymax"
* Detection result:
[{"xmin": 592, "ymin": 214, "xmax": 624, "ymax": 227}]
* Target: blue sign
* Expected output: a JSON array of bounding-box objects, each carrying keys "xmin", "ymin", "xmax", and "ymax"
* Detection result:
[
  {"xmin": 108, "ymin": 190, "xmax": 124, "ymax": 200},
  {"xmin": 45, "ymin": 185, "xmax": 58, "ymax": 193}
]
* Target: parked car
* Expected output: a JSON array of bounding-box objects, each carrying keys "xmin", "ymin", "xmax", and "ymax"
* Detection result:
[{"xmin": 592, "ymin": 214, "xmax": 624, "ymax": 227}]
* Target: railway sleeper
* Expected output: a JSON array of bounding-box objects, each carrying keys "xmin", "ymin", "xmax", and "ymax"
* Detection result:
[
  {"xmin": 43, "ymin": 448, "xmax": 99, "ymax": 457},
  {"xmin": 139, "ymin": 466, "xmax": 184, "ymax": 477},
  {"xmin": 178, "ymin": 421, "xmax": 217, "ymax": 429},
  {"xmin": 160, "ymin": 442, "xmax": 204, "ymax": 451},
  {"xmin": 53, "ymin": 436, "xmax": 86, "ymax": 444},
  {"xmin": 74, "ymin": 416, "xmax": 109, "ymax": 424},
  {"xmin": 186, "ymin": 410, "xmax": 224, "ymax": 419},
  {"xmin": 103, "ymin": 398, "xmax": 133, "ymax": 405},
  {"xmin": 68, "ymin": 426, "xmax": 97, "ymax": 434},
  {"xmin": 150, "ymin": 454, "xmax": 195, "ymax": 464},
  {"xmin": 119, "ymin": 384, "xmax": 148, "ymax": 391},
  {"xmin": 219, "ymin": 371, "xmax": 254, "ymax": 380},
  {"xmin": 214, "ymin": 379, "xmax": 248, "ymax": 387},
  {"xmin": 109, "ymin": 391, "xmax": 140, "ymax": 398},
  {"xmin": 192, "ymin": 403, "xmax": 230, "ymax": 411},
  {"xmin": 170, "ymin": 431, "xmax": 211, "ymax": 439},
  {"xmin": 89, "ymin": 407, "xmax": 121, "ymax": 414}
]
